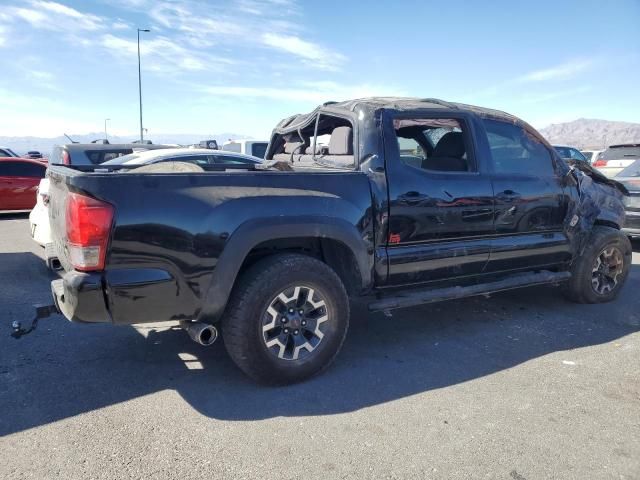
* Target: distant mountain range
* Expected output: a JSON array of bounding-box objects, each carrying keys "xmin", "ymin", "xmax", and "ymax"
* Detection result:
[
  {"xmin": 538, "ymin": 119, "xmax": 640, "ymax": 149},
  {"xmin": 0, "ymin": 132, "xmax": 251, "ymax": 156},
  {"xmin": 3, "ymin": 119, "xmax": 639, "ymax": 156}
]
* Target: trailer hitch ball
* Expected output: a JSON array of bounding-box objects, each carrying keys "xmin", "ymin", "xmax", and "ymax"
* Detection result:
[{"xmin": 11, "ymin": 304, "xmax": 58, "ymax": 339}]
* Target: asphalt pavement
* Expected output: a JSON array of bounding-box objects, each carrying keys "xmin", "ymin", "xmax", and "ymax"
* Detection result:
[{"xmin": 1, "ymin": 213, "xmax": 639, "ymax": 479}]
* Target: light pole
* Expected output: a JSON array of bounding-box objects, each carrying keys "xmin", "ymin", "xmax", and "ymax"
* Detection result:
[
  {"xmin": 104, "ymin": 118, "xmax": 110, "ymax": 140},
  {"xmin": 137, "ymin": 28, "xmax": 150, "ymax": 142}
]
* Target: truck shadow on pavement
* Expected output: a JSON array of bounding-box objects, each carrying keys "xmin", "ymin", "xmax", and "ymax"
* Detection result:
[{"xmin": 1, "ymin": 253, "xmax": 639, "ymax": 436}]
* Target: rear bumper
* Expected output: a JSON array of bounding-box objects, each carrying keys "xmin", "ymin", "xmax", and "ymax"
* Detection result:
[{"xmin": 51, "ymin": 271, "xmax": 112, "ymax": 323}]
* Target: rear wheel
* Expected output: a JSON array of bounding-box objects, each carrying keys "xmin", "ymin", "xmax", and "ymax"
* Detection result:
[
  {"xmin": 222, "ymin": 254, "xmax": 349, "ymax": 385},
  {"xmin": 564, "ymin": 226, "xmax": 631, "ymax": 303}
]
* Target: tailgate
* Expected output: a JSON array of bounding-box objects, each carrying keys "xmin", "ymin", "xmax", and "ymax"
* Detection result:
[{"xmin": 47, "ymin": 166, "xmax": 75, "ymax": 271}]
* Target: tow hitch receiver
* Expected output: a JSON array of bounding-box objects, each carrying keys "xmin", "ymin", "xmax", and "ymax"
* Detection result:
[{"xmin": 11, "ymin": 304, "xmax": 59, "ymax": 339}]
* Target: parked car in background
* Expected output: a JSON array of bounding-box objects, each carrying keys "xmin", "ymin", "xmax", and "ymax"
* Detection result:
[
  {"xmin": 0, "ymin": 157, "xmax": 47, "ymax": 211},
  {"xmin": 613, "ymin": 159, "xmax": 640, "ymax": 237},
  {"xmin": 50, "ymin": 142, "xmax": 172, "ymax": 166},
  {"xmin": 0, "ymin": 146, "xmax": 20, "ymax": 157},
  {"xmin": 28, "ymin": 178, "xmax": 58, "ymax": 268},
  {"xmin": 593, "ymin": 144, "xmax": 640, "ymax": 178},
  {"xmin": 222, "ymin": 139, "xmax": 269, "ymax": 159},
  {"xmin": 25, "ymin": 151, "xmax": 44, "ymax": 159},
  {"xmin": 101, "ymin": 147, "xmax": 262, "ymax": 167},
  {"xmin": 553, "ymin": 145, "xmax": 588, "ymax": 162},
  {"xmin": 581, "ymin": 149, "xmax": 604, "ymax": 164}
]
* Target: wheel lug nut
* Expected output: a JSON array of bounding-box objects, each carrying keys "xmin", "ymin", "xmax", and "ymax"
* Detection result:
[
  {"xmin": 283, "ymin": 328, "xmax": 289, "ymax": 334},
  {"xmin": 301, "ymin": 320, "xmax": 306, "ymax": 326},
  {"xmin": 288, "ymin": 308, "xmax": 294, "ymax": 313},
  {"xmin": 294, "ymin": 330, "xmax": 299, "ymax": 335},
  {"xmin": 298, "ymin": 310, "xmax": 304, "ymax": 315},
  {"xmin": 281, "ymin": 317, "xmax": 287, "ymax": 323}
]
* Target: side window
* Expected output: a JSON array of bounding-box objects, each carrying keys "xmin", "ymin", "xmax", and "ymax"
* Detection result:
[
  {"xmin": 102, "ymin": 151, "xmax": 132, "ymax": 162},
  {"xmin": 22, "ymin": 162, "xmax": 46, "ymax": 177},
  {"xmin": 86, "ymin": 150, "xmax": 133, "ymax": 164},
  {"xmin": 483, "ymin": 119, "xmax": 555, "ymax": 176},
  {"xmin": 394, "ymin": 118, "xmax": 472, "ymax": 172},
  {"xmin": 211, "ymin": 155, "xmax": 255, "ymax": 165},
  {"xmin": 0, "ymin": 161, "xmax": 45, "ymax": 177},
  {"xmin": 250, "ymin": 143, "xmax": 268, "ymax": 159},
  {"xmin": 174, "ymin": 155, "xmax": 210, "ymax": 165},
  {"xmin": 569, "ymin": 148, "xmax": 586, "ymax": 161}
]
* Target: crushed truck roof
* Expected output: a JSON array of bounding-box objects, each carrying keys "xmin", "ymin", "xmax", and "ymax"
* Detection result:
[{"xmin": 274, "ymin": 97, "xmax": 523, "ymax": 134}]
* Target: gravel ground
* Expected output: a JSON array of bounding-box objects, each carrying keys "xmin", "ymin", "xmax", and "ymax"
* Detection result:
[{"xmin": 1, "ymin": 214, "xmax": 639, "ymax": 479}]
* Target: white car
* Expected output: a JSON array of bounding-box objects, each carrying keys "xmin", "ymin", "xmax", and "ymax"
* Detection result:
[
  {"xmin": 593, "ymin": 144, "xmax": 640, "ymax": 178},
  {"xmin": 222, "ymin": 139, "xmax": 269, "ymax": 159},
  {"xmin": 29, "ymin": 178, "xmax": 59, "ymax": 269},
  {"xmin": 580, "ymin": 149, "xmax": 604, "ymax": 165}
]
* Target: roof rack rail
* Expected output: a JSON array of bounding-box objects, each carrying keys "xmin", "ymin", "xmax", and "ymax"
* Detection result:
[
  {"xmin": 322, "ymin": 100, "xmax": 338, "ymax": 106},
  {"xmin": 419, "ymin": 98, "xmax": 458, "ymax": 109}
]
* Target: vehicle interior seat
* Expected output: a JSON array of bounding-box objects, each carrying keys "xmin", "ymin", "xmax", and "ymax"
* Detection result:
[
  {"xmin": 272, "ymin": 140, "xmax": 307, "ymax": 162},
  {"xmin": 315, "ymin": 126, "xmax": 354, "ymax": 166},
  {"xmin": 422, "ymin": 131, "xmax": 468, "ymax": 171}
]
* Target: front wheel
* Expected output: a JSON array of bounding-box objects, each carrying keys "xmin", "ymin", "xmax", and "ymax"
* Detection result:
[
  {"xmin": 222, "ymin": 254, "xmax": 349, "ymax": 385},
  {"xmin": 564, "ymin": 226, "xmax": 632, "ymax": 304}
]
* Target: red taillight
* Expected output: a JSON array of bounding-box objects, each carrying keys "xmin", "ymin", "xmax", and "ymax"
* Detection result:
[
  {"xmin": 65, "ymin": 193, "xmax": 114, "ymax": 271},
  {"xmin": 62, "ymin": 150, "xmax": 70, "ymax": 165},
  {"xmin": 593, "ymin": 159, "xmax": 608, "ymax": 167}
]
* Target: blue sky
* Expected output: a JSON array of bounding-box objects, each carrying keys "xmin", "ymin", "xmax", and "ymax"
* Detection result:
[{"xmin": 0, "ymin": 0, "xmax": 638, "ymax": 138}]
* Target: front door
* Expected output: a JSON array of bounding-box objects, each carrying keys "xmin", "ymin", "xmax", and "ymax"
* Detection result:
[
  {"xmin": 481, "ymin": 118, "xmax": 571, "ymax": 272},
  {"xmin": 383, "ymin": 112, "xmax": 495, "ymax": 286}
]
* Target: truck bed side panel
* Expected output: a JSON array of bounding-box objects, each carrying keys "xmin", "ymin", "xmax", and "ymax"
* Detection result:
[{"xmin": 48, "ymin": 167, "xmax": 374, "ymax": 324}]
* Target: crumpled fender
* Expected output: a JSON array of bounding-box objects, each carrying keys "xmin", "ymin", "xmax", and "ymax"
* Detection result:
[{"xmin": 564, "ymin": 163, "xmax": 627, "ymax": 256}]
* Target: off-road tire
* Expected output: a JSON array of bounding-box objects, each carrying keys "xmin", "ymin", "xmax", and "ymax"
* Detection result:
[
  {"xmin": 564, "ymin": 226, "xmax": 631, "ymax": 304},
  {"xmin": 222, "ymin": 254, "xmax": 349, "ymax": 385}
]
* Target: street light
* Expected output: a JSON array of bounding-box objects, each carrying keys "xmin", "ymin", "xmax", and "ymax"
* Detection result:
[
  {"xmin": 137, "ymin": 28, "xmax": 150, "ymax": 142},
  {"xmin": 104, "ymin": 118, "xmax": 110, "ymax": 140}
]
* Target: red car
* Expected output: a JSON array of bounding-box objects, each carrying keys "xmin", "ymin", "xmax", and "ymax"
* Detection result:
[{"xmin": 0, "ymin": 157, "xmax": 47, "ymax": 211}]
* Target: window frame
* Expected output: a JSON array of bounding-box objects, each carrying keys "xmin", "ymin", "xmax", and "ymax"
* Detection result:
[
  {"xmin": 481, "ymin": 118, "xmax": 560, "ymax": 177},
  {"xmin": 385, "ymin": 111, "xmax": 481, "ymax": 176},
  {"xmin": 308, "ymin": 110, "xmax": 358, "ymax": 169}
]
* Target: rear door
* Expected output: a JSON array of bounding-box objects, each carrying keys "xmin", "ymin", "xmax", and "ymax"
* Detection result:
[
  {"xmin": 382, "ymin": 111, "xmax": 495, "ymax": 285},
  {"xmin": 481, "ymin": 119, "xmax": 571, "ymax": 272},
  {"xmin": 0, "ymin": 162, "xmax": 15, "ymax": 209},
  {"xmin": 0, "ymin": 161, "xmax": 46, "ymax": 210}
]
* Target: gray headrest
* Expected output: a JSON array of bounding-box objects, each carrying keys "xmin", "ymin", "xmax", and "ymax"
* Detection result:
[
  {"xmin": 284, "ymin": 141, "xmax": 305, "ymax": 154},
  {"xmin": 433, "ymin": 132, "xmax": 465, "ymax": 158},
  {"xmin": 329, "ymin": 127, "xmax": 353, "ymax": 155}
]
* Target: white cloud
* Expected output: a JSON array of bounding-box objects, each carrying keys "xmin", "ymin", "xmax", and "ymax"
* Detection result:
[
  {"xmin": 518, "ymin": 59, "xmax": 595, "ymax": 83},
  {"xmin": 0, "ymin": 25, "xmax": 7, "ymax": 47},
  {"xmin": 112, "ymin": 21, "xmax": 130, "ymax": 30},
  {"xmin": 201, "ymin": 81, "xmax": 405, "ymax": 103},
  {"xmin": 261, "ymin": 33, "xmax": 346, "ymax": 71},
  {"xmin": 100, "ymin": 34, "xmax": 214, "ymax": 72},
  {"xmin": 10, "ymin": 0, "xmax": 104, "ymax": 31}
]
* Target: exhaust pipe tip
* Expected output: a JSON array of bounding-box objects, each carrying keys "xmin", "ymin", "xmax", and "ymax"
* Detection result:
[{"xmin": 181, "ymin": 322, "xmax": 218, "ymax": 346}]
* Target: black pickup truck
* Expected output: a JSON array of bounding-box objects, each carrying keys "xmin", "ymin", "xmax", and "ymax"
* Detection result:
[{"xmin": 45, "ymin": 97, "xmax": 630, "ymax": 384}]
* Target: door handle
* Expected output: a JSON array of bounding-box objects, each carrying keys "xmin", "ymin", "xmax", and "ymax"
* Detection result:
[
  {"xmin": 496, "ymin": 190, "xmax": 521, "ymax": 202},
  {"xmin": 399, "ymin": 191, "xmax": 430, "ymax": 206}
]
